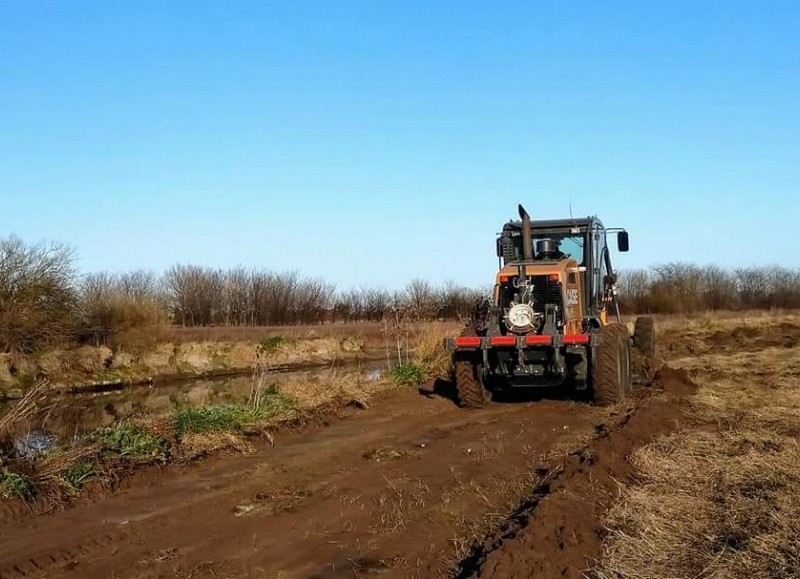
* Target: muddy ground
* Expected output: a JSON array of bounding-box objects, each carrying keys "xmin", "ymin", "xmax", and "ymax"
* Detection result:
[
  {"xmin": 0, "ymin": 378, "xmax": 694, "ymax": 578},
  {"xmin": 3, "ymin": 317, "xmax": 792, "ymax": 579}
]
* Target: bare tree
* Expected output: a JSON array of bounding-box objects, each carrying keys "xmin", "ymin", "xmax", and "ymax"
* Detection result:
[
  {"xmin": 0, "ymin": 237, "xmax": 78, "ymax": 352},
  {"xmin": 164, "ymin": 265, "xmax": 225, "ymax": 326},
  {"xmin": 404, "ymin": 278, "xmax": 437, "ymax": 320},
  {"xmin": 223, "ymin": 267, "xmax": 250, "ymax": 326}
]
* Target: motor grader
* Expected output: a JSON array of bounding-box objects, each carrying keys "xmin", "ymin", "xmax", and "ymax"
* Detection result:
[{"xmin": 445, "ymin": 205, "xmax": 655, "ymax": 408}]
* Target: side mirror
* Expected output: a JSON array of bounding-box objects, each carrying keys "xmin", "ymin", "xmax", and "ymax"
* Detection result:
[
  {"xmin": 617, "ymin": 231, "xmax": 629, "ymax": 252},
  {"xmin": 496, "ymin": 237, "xmax": 503, "ymax": 258}
]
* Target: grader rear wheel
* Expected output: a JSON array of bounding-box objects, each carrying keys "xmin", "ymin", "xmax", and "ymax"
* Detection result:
[
  {"xmin": 592, "ymin": 323, "xmax": 632, "ymax": 406},
  {"xmin": 454, "ymin": 356, "xmax": 490, "ymax": 409}
]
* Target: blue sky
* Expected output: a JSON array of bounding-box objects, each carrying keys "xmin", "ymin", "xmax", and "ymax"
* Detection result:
[{"xmin": 1, "ymin": 1, "xmax": 798, "ymax": 288}]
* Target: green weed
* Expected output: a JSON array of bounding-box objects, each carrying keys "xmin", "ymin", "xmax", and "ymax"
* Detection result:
[
  {"xmin": 95, "ymin": 422, "xmax": 170, "ymax": 462},
  {"xmin": 60, "ymin": 461, "xmax": 95, "ymax": 490},
  {"xmin": 0, "ymin": 467, "xmax": 35, "ymax": 501},
  {"xmin": 388, "ymin": 362, "xmax": 427, "ymax": 386},
  {"xmin": 173, "ymin": 387, "xmax": 297, "ymax": 437}
]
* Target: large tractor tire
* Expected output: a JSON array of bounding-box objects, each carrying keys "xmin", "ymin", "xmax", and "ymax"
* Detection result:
[
  {"xmin": 592, "ymin": 323, "xmax": 632, "ymax": 406},
  {"xmin": 454, "ymin": 355, "xmax": 490, "ymax": 409},
  {"xmin": 634, "ymin": 316, "xmax": 656, "ymax": 360}
]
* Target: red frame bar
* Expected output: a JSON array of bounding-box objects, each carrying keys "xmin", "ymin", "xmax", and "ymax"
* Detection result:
[
  {"xmin": 455, "ymin": 336, "xmax": 481, "ymax": 347},
  {"xmin": 490, "ymin": 336, "xmax": 517, "ymax": 346},
  {"xmin": 525, "ymin": 335, "xmax": 553, "ymax": 345},
  {"xmin": 563, "ymin": 334, "xmax": 590, "ymax": 344}
]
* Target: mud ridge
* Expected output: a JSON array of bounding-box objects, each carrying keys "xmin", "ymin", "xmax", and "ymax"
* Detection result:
[{"xmin": 454, "ymin": 366, "xmax": 696, "ymax": 579}]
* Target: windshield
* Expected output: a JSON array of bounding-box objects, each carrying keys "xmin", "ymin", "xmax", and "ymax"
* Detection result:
[
  {"xmin": 532, "ymin": 233, "xmax": 585, "ymax": 262},
  {"xmin": 500, "ymin": 228, "xmax": 589, "ymax": 264}
]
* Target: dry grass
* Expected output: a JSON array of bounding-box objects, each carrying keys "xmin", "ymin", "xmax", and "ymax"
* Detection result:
[
  {"xmin": 0, "ymin": 381, "xmax": 49, "ymax": 453},
  {"xmin": 650, "ymin": 309, "xmax": 800, "ymax": 337},
  {"xmin": 593, "ymin": 337, "xmax": 800, "ymax": 579},
  {"xmin": 369, "ymin": 475, "xmax": 431, "ymax": 535},
  {"xmin": 412, "ymin": 324, "xmax": 454, "ymax": 377},
  {"xmin": 179, "ymin": 432, "xmax": 254, "ymax": 460},
  {"xmin": 234, "ymin": 486, "xmax": 311, "ymax": 518},
  {"xmin": 278, "ymin": 365, "xmax": 392, "ymax": 410}
]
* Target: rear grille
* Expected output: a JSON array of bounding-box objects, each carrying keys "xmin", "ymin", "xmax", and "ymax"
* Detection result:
[{"xmin": 531, "ymin": 276, "xmax": 563, "ymax": 315}]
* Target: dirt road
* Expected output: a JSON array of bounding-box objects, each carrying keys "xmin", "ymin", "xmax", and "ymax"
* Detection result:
[{"xmin": 0, "ymin": 371, "xmax": 694, "ymax": 579}]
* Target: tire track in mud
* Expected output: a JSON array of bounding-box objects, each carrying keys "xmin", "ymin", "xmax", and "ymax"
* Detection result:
[
  {"xmin": 0, "ymin": 388, "xmax": 601, "ymax": 579},
  {"xmin": 0, "ymin": 527, "xmax": 133, "ymax": 579},
  {"xmin": 452, "ymin": 367, "xmax": 696, "ymax": 579}
]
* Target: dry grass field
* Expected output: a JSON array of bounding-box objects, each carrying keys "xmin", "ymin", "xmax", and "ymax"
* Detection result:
[{"xmin": 594, "ymin": 312, "xmax": 800, "ymax": 578}]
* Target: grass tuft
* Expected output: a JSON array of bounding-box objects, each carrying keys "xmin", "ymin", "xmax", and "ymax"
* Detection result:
[
  {"xmin": 388, "ymin": 362, "xmax": 427, "ymax": 386},
  {"xmin": 172, "ymin": 386, "xmax": 296, "ymax": 437},
  {"xmin": 95, "ymin": 422, "xmax": 170, "ymax": 462}
]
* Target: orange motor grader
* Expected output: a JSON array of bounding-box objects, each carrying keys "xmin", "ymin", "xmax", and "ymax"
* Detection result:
[{"xmin": 445, "ymin": 205, "xmax": 654, "ymax": 408}]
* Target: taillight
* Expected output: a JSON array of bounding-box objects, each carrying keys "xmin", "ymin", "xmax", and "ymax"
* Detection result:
[
  {"xmin": 490, "ymin": 336, "xmax": 516, "ymax": 346},
  {"xmin": 563, "ymin": 334, "xmax": 590, "ymax": 344},
  {"xmin": 455, "ymin": 336, "xmax": 481, "ymax": 347}
]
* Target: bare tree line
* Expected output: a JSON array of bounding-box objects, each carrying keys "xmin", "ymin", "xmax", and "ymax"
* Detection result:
[
  {"xmin": 161, "ymin": 269, "xmax": 484, "ymax": 326},
  {"xmin": 3, "ymin": 236, "xmax": 800, "ymax": 352},
  {"xmin": 0, "ymin": 237, "xmax": 486, "ymax": 351},
  {"xmin": 618, "ymin": 263, "xmax": 800, "ymax": 313}
]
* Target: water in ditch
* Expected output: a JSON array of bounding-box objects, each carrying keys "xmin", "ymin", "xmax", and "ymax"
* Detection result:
[{"xmin": 1, "ymin": 360, "xmax": 390, "ymax": 457}]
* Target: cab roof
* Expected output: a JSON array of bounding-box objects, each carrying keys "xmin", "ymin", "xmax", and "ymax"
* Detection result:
[{"xmin": 502, "ymin": 216, "xmax": 603, "ymax": 232}]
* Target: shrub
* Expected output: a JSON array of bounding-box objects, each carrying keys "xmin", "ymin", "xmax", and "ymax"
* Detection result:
[
  {"xmin": 0, "ymin": 237, "xmax": 78, "ymax": 353},
  {"xmin": 78, "ymin": 271, "xmax": 167, "ymax": 348}
]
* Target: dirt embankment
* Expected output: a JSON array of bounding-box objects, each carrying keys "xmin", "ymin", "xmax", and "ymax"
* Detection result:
[{"xmin": 0, "ymin": 336, "xmax": 365, "ymax": 396}]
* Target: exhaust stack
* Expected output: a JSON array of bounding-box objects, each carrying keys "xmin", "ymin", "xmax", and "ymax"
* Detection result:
[{"xmin": 518, "ymin": 204, "xmax": 533, "ymax": 261}]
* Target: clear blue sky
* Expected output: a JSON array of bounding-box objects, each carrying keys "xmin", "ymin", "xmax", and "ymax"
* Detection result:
[{"xmin": 1, "ymin": 1, "xmax": 798, "ymax": 288}]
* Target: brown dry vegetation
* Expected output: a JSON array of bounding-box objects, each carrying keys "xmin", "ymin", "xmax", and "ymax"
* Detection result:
[{"xmin": 593, "ymin": 315, "xmax": 800, "ymax": 579}]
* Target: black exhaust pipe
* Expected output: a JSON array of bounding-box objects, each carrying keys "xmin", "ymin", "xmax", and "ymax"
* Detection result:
[{"xmin": 518, "ymin": 204, "xmax": 533, "ymax": 261}]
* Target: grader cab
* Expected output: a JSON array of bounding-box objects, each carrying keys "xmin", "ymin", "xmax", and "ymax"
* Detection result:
[{"xmin": 445, "ymin": 205, "xmax": 655, "ymax": 408}]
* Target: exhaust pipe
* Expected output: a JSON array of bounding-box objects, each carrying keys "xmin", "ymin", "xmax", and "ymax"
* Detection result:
[{"xmin": 518, "ymin": 204, "xmax": 533, "ymax": 261}]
